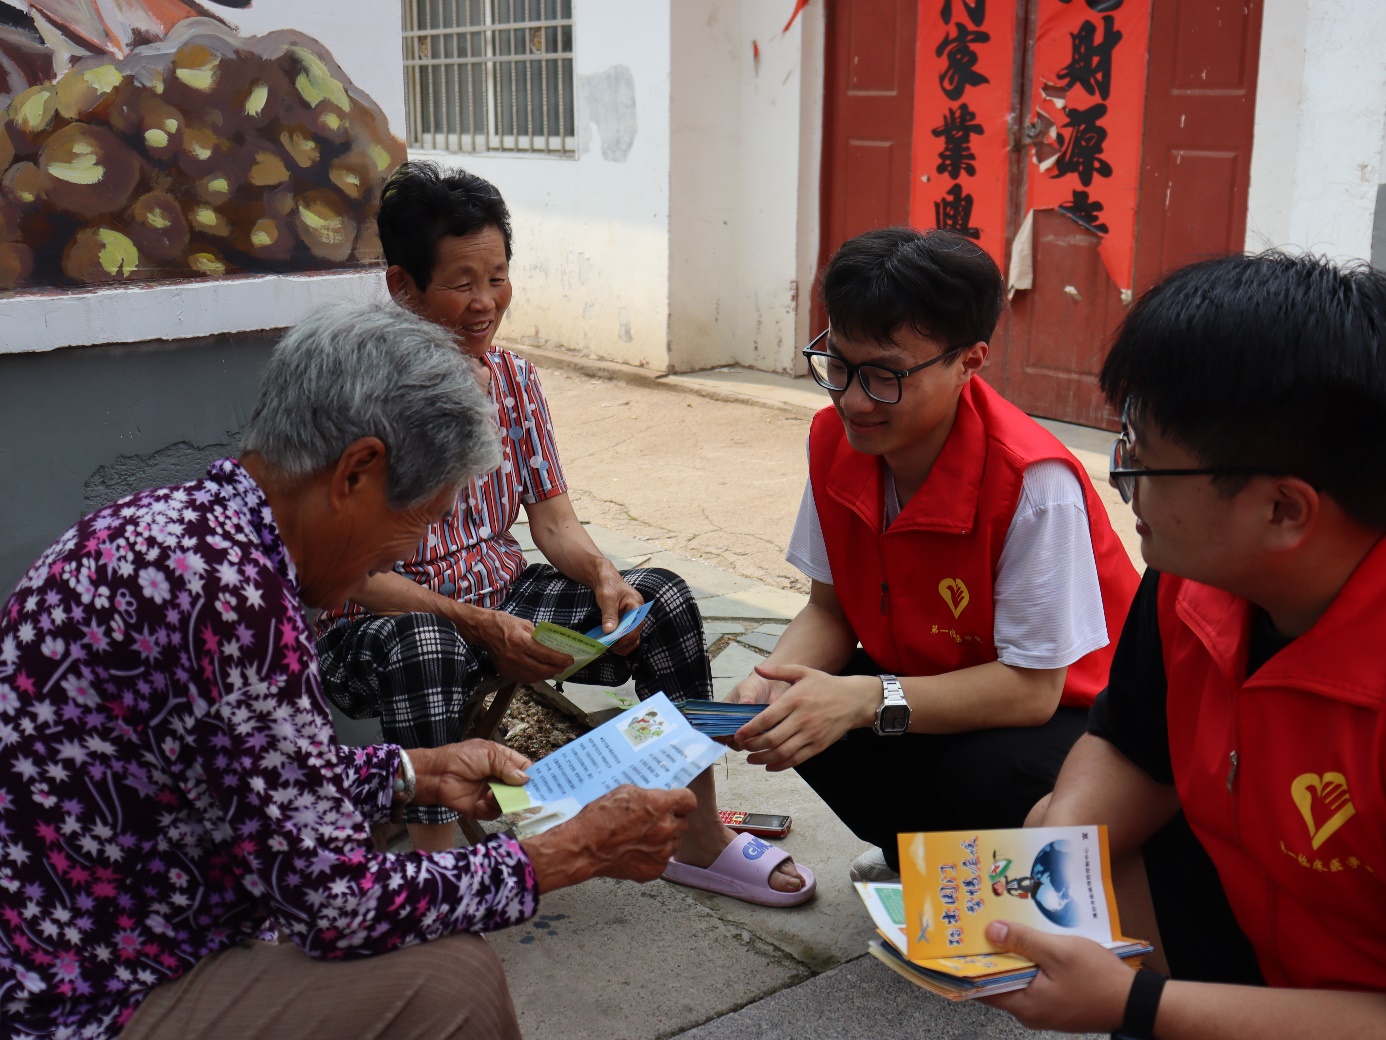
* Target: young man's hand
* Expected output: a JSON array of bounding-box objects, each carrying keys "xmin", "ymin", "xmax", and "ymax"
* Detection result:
[
  {"xmin": 732, "ymin": 664, "xmax": 879, "ymax": 769},
  {"xmin": 980, "ymin": 920, "xmax": 1135, "ymax": 1034},
  {"xmin": 727, "ymin": 671, "xmax": 792, "ymax": 705}
]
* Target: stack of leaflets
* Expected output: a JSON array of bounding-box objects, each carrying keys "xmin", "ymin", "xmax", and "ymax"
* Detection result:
[
  {"xmin": 854, "ymin": 826, "xmax": 1152, "ymax": 1000},
  {"xmin": 677, "ymin": 699, "xmax": 768, "ymax": 737},
  {"xmin": 489, "ymin": 692, "xmax": 726, "ymax": 837},
  {"xmin": 531, "ymin": 602, "xmax": 653, "ymax": 681}
]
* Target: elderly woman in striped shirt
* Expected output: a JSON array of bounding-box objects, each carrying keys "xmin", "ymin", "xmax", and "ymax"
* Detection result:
[{"xmin": 314, "ymin": 162, "xmax": 815, "ymax": 907}]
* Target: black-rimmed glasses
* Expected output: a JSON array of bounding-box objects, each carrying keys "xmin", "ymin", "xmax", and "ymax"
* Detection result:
[
  {"xmin": 1108, "ymin": 400, "xmax": 1275, "ymax": 504},
  {"xmin": 801, "ymin": 330, "xmax": 966, "ymax": 405}
]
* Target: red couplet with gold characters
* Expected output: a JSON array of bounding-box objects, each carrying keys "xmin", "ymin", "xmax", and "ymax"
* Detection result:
[
  {"xmin": 1025, "ymin": 0, "xmax": 1152, "ymax": 293},
  {"xmin": 910, "ymin": 0, "xmax": 1019, "ymax": 274}
]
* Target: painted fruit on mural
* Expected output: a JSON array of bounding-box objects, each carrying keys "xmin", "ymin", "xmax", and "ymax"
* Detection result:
[{"xmin": 0, "ymin": 2, "xmax": 404, "ymax": 290}]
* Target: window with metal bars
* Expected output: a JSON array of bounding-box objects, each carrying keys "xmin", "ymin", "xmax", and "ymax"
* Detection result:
[{"xmin": 401, "ymin": 0, "xmax": 575, "ymax": 156}]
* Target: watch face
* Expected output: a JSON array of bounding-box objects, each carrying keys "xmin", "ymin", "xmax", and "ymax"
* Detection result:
[{"xmin": 878, "ymin": 704, "xmax": 910, "ymax": 733}]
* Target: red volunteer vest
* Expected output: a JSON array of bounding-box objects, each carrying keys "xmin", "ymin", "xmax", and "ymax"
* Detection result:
[
  {"xmin": 809, "ymin": 377, "xmax": 1137, "ymax": 707},
  {"xmin": 1159, "ymin": 538, "xmax": 1386, "ymax": 990}
]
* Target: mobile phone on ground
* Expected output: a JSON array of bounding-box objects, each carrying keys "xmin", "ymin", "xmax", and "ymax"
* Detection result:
[{"xmin": 719, "ymin": 809, "xmax": 792, "ymax": 838}]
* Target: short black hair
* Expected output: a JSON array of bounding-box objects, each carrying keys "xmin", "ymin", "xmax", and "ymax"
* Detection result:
[
  {"xmin": 377, "ymin": 161, "xmax": 513, "ymax": 290},
  {"xmin": 820, "ymin": 227, "xmax": 1006, "ymax": 357},
  {"xmin": 1101, "ymin": 251, "xmax": 1386, "ymax": 529}
]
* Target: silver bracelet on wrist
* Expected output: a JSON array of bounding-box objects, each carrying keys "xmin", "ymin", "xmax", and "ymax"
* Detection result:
[{"xmin": 392, "ymin": 749, "xmax": 417, "ymax": 805}]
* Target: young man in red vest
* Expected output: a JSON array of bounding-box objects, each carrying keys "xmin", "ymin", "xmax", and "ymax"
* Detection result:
[
  {"xmin": 730, "ymin": 228, "xmax": 1139, "ymax": 880},
  {"xmin": 991, "ymin": 252, "xmax": 1386, "ymax": 1038}
]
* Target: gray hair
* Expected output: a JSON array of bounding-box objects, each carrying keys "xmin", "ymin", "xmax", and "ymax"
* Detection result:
[{"xmin": 240, "ymin": 303, "xmax": 500, "ymax": 507}]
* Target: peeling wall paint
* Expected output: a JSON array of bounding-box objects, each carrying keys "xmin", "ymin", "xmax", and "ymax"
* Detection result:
[
  {"xmin": 0, "ymin": 330, "xmax": 274, "ymax": 596},
  {"xmin": 578, "ymin": 65, "xmax": 638, "ymax": 162},
  {"xmin": 84, "ymin": 440, "xmax": 234, "ymax": 514}
]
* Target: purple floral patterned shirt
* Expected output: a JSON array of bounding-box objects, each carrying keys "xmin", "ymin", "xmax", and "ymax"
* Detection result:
[{"xmin": 0, "ymin": 460, "xmax": 539, "ymax": 1039}]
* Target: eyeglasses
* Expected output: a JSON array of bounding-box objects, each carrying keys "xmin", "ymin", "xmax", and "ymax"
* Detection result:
[
  {"xmin": 801, "ymin": 330, "xmax": 966, "ymax": 405},
  {"xmin": 1108, "ymin": 400, "xmax": 1274, "ymax": 504}
]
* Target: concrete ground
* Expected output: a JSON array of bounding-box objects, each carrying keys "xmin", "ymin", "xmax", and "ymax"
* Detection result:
[{"xmin": 337, "ymin": 348, "xmax": 1136, "ymax": 1039}]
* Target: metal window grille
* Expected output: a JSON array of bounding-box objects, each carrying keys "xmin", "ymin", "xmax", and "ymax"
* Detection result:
[{"xmin": 402, "ymin": 0, "xmax": 576, "ymax": 156}]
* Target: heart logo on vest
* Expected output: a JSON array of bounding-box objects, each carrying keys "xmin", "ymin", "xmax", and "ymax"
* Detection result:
[
  {"xmin": 1290, "ymin": 772, "xmax": 1356, "ymax": 850},
  {"xmin": 938, "ymin": 578, "xmax": 970, "ymax": 618}
]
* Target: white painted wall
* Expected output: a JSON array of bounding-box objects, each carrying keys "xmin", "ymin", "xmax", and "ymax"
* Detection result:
[
  {"xmin": 422, "ymin": 0, "xmax": 673, "ymax": 370},
  {"xmin": 668, "ymin": 1, "xmax": 822, "ymax": 374},
  {"xmin": 1246, "ymin": 0, "xmax": 1386, "ymax": 260}
]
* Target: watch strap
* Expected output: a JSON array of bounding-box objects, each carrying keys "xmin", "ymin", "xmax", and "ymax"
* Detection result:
[
  {"xmin": 1111, "ymin": 968, "xmax": 1165, "ymax": 1040},
  {"xmin": 873, "ymin": 674, "xmax": 909, "ymax": 735}
]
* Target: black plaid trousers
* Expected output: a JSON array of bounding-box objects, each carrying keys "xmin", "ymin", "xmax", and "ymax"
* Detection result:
[{"xmin": 316, "ymin": 564, "xmax": 712, "ymax": 824}]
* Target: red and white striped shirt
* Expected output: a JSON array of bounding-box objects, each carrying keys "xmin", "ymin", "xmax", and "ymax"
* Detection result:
[{"xmin": 318, "ymin": 348, "xmax": 567, "ymax": 628}]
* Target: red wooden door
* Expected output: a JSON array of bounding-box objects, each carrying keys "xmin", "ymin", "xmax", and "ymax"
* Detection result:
[
  {"xmin": 1132, "ymin": 0, "xmax": 1263, "ymax": 295},
  {"xmin": 815, "ymin": 0, "xmax": 919, "ymax": 336},
  {"xmin": 996, "ymin": 0, "xmax": 1263, "ymax": 428}
]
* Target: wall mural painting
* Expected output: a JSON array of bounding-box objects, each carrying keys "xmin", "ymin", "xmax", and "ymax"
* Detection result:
[{"xmin": 0, "ymin": 1, "xmax": 405, "ymax": 291}]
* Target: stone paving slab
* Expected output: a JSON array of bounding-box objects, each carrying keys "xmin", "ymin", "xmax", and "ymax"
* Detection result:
[
  {"xmin": 695, "ymin": 589, "xmax": 806, "ymax": 620},
  {"xmin": 736, "ymin": 630, "xmax": 781, "ymax": 654},
  {"xmin": 704, "ymin": 620, "xmax": 748, "ymax": 635},
  {"xmin": 490, "ymin": 874, "xmax": 811, "ymax": 1040},
  {"xmin": 710, "ymin": 642, "xmax": 767, "ymax": 680},
  {"xmin": 669, "ymin": 954, "xmax": 1100, "ymax": 1040},
  {"xmin": 513, "ymin": 522, "xmax": 538, "ymax": 551},
  {"xmin": 637, "ymin": 550, "xmax": 760, "ymax": 597},
  {"xmin": 712, "ymin": 674, "xmax": 745, "ymax": 700}
]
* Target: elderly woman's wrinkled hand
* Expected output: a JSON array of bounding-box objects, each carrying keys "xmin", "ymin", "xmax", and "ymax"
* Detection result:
[
  {"xmin": 481, "ymin": 610, "xmax": 574, "ymax": 683},
  {"xmin": 522, "ymin": 785, "xmax": 697, "ymax": 892},
  {"xmin": 592, "ymin": 572, "xmax": 645, "ymax": 656},
  {"xmin": 576, "ymin": 785, "xmax": 696, "ymax": 881},
  {"xmin": 410, "ymin": 739, "xmax": 533, "ymax": 820}
]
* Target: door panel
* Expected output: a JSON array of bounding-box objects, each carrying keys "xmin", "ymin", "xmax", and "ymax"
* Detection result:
[
  {"xmin": 1001, "ymin": 209, "xmax": 1126, "ymax": 426},
  {"xmin": 998, "ymin": 0, "xmax": 1262, "ymax": 428},
  {"xmin": 1153, "ymin": 150, "xmax": 1242, "ymax": 274},
  {"xmin": 1133, "ymin": 0, "xmax": 1263, "ymax": 292},
  {"xmin": 816, "ymin": 0, "xmax": 918, "ymax": 336},
  {"xmin": 843, "ymin": 142, "xmax": 898, "ymax": 231}
]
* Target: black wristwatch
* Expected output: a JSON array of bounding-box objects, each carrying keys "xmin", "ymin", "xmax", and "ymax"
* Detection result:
[
  {"xmin": 873, "ymin": 674, "xmax": 910, "ymax": 735},
  {"xmin": 1112, "ymin": 968, "xmax": 1165, "ymax": 1040}
]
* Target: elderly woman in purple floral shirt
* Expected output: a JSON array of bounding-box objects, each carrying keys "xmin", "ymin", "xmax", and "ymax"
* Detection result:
[{"xmin": 0, "ymin": 304, "xmax": 695, "ymax": 1040}]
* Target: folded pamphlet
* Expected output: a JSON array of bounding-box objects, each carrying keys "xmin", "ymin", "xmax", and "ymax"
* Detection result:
[
  {"xmin": 489, "ymin": 692, "xmax": 725, "ymax": 837},
  {"xmin": 677, "ymin": 699, "xmax": 768, "ymax": 736},
  {"xmin": 531, "ymin": 601, "xmax": 652, "ymax": 681}
]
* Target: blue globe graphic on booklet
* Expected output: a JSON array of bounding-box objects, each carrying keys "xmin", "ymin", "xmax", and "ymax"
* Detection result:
[{"xmin": 1028, "ymin": 840, "xmax": 1081, "ymax": 928}]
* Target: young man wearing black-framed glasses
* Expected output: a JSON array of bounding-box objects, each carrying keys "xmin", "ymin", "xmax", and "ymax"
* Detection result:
[
  {"xmin": 728, "ymin": 227, "xmax": 1139, "ymax": 883},
  {"xmin": 1001, "ymin": 252, "xmax": 1386, "ymax": 1040}
]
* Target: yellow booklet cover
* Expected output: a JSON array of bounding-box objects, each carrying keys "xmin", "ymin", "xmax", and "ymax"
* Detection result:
[{"xmin": 898, "ymin": 826, "xmax": 1122, "ymax": 962}]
